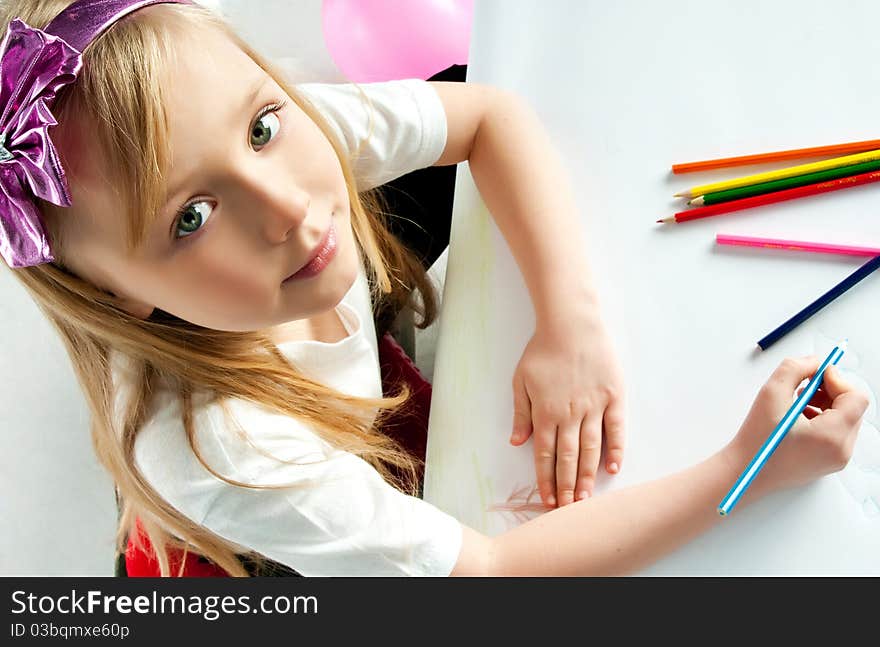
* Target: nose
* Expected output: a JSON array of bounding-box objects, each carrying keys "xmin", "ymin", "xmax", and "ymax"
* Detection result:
[{"xmin": 231, "ymin": 166, "xmax": 310, "ymax": 244}]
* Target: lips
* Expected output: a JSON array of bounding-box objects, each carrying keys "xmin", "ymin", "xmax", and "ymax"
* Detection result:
[{"xmin": 283, "ymin": 221, "xmax": 337, "ymax": 282}]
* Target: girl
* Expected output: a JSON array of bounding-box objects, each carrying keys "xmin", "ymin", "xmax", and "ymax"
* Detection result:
[{"xmin": 0, "ymin": 0, "xmax": 868, "ymax": 577}]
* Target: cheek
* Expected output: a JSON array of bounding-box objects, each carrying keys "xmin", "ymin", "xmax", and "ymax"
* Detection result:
[
  {"xmin": 297, "ymin": 121, "xmax": 348, "ymax": 195},
  {"xmin": 157, "ymin": 250, "xmax": 270, "ymax": 312},
  {"xmin": 333, "ymin": 215, "xmax": 360, "ymax": 285},
  {"xmin": 344, "ymin": 221, "xmax": 359, "ymax": 267},
  {"xmin": 201, "ymin": 252, "xmax": 273, "ymax": 299}
]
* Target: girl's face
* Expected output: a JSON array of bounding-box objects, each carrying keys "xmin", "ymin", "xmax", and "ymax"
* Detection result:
[{"xmin": 55, "ymin": 25, "xmax": 359, "ymax": 336}]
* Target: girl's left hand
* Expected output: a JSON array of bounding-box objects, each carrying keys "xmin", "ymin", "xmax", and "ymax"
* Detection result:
[{"xmin": 509, "ymin": 312, "xmax": 626, "ymax": 508}]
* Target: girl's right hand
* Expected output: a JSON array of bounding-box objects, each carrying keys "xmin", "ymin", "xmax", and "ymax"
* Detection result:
[{"xmin": 724, "ymin": 355, "xmax": 869, "ymax": 502}]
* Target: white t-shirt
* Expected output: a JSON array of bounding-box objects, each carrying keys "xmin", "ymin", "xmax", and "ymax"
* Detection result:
[{"xmin": 120, "ymin": 79, "xmax": 462, "ymax": 576}]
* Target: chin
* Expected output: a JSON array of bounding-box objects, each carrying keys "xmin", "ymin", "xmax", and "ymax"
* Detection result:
[
  {"xmin": 335, "ymin": 253, "xmax": 360, "ymax": 296},
  {"xmin": 320, "ymin": 216, "xmax": 359, "ymax": 305},
  {"xmin": 311, "ymin": 250, "xmax": 357, "ymax": 308}
]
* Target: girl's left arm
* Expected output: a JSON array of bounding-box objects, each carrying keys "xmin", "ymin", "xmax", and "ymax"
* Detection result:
[{"xmin": 429, "ymin": 80, "xmax": 626, "ymax": 509}]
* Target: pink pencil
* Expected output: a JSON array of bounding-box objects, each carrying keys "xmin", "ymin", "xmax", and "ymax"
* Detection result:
[{"xmin": 716, "ymin": 234, "xmax": 880, "ymax": 257}]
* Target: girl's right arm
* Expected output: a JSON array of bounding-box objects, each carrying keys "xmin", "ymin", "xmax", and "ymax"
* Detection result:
[{"xmin": 450, "ymin": 356, "xmax": 869, "ymax": 576}]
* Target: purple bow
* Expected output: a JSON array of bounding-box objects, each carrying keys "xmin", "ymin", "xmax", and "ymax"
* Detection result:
[{"xmin": 0, "ymin": 18, "xmax": 81, "ymax": 268}]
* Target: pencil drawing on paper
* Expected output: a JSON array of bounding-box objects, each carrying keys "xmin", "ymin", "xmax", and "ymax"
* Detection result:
[
  {"xmin": 814, "ymin": 333, "xmax": 880, "ymax": 518},
  {"xmin": 488, "ymin": 483, "xmax": 546, "ymax": 527},
  {"xmin": 840, "ymin": 417, "xmax": 880, "ymax": 518}
]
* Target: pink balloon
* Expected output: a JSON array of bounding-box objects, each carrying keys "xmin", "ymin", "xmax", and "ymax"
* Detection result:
[{"xmin": 321, "ymin": 0, "xmax": 473, "ymax": 82}]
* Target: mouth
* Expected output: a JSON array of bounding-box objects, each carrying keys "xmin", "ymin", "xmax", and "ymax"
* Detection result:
[{"xmin": 283, "ymin": 220, "xmax": 337, "ymax": 282}]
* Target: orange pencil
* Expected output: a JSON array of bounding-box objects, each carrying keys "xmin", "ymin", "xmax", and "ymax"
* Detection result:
[{"xmin": 671, "ymin": 139, "xmax": 880, "ymax": 174}]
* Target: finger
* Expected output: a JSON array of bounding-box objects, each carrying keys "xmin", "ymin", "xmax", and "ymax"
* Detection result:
[
  {"xmin": 797, "ymin": 386, "xmax": 832, "ymax": 411},
  {"xmin": 510, "ymin": 375, "xmax": 533, "ymax": 445},
  {"xmin": 602, "ymin": 399, "xmax": 625, "ymax": 475},
  {"xmin": 802, "ymin": 405, "xmax": 822, "ymax": 420},
  {"xmin": 768, "ymin": 356, "xmax": 822, "ymax": 396},
  {"xmin": 532, "ymin": 419, "xmax": 558, "ymax": 508},
  {"xmin": 821, "ymin": 365, "xmax": 855, "ymax": 400},
  {"xmin": 575, "ymin": 413, "xmax": 603, "ymax": 501},
  {"xmin": 822, "ymin": 366, "xmax": 870, "ymax": 426},
  {"xmin": 555, "ymin": 419, "xmax": 580, "ymax": 507}
]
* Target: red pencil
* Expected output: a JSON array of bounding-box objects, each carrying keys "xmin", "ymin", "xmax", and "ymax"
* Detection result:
[{"xmin": 658, "ymin": 169, "xmax": 880, "ymax": 224}]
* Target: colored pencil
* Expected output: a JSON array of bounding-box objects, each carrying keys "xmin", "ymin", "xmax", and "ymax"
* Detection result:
[
  {"xmin": 716, "ymin": 234, "xmax": 880, "ymax": 257},
  {"xmin": 690, "ymin": 159, "xmax": 880, "ymax": 206},
  {"xmin": 658, "ymin": 169, "xmax": 880, "ymax": 224},
  {"xmin": 673, "ymin": 148, "xmax": 880, "ymax": 199},
  {"xmin": 718, "ymin": 340, "xmax": 846, "ymax": 516},
  {"xmin": 757, "ymin": 255, "xmax": 880, "ymax": 350},
  {"xmin": 672, "ymin": 139, "xmax": 880, "ymax": 174}
]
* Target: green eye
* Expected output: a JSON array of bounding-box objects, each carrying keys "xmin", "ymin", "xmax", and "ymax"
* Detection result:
[
  {"xmin": 251, "ymin": 111, "xmax": 281, "ymax": 149},
  {"xmin": 175, "ymin": 200, "xmax": 213, "ymax": 239}
]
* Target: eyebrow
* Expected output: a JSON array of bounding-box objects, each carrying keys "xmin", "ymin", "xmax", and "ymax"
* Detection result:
[{"xmin": 156, "ymin": 76, "xmax": 270, "ymax": 227}]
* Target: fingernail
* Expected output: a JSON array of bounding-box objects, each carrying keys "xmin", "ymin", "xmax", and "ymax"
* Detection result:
[
  {"xmin": 577, "ymin": 490, "xmax": 591, "ymax": 500},
  {"xmin": 608, "ymin": 462, "xmax": 619, "ymax": 474},
  {"xmin": 547, "ymin": 494, "xmax": 556, "ymax": 507}
]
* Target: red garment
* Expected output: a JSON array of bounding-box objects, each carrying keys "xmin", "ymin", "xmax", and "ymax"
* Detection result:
[{"xmin": 124, "ymin": 332, "xmax": 432, "ymax": 577}]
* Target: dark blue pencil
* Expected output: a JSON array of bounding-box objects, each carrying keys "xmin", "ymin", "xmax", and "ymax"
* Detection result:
[{"xmin": 757, "ymin": 254, "xmax": 880, "ymax": 350}]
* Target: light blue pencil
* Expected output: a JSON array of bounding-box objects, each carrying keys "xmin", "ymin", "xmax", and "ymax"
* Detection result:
[{"xmin": 718, "ymin": 340, "xmax": 847, "ymax": 516}]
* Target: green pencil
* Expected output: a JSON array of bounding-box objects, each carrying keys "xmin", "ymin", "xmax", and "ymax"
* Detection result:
[{"xmin": 688, "ymin": 159, "xmax": 880, "ymax": 206}]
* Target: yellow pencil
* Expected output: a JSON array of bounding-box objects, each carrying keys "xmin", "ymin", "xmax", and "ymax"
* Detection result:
[{"xmin": 674, "ymin": 148, "xmax": 880, "ymax": 198}]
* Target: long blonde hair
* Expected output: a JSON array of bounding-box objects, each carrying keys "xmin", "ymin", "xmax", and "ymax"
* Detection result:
[{"xmin": 1, "ymin": 0, "xmax": 439, "ymax": 576}]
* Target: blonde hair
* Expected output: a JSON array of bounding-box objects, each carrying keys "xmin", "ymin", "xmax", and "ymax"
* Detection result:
[{"xmin": 2, "ymin": 0, "xmax": 439, "ymax": 576}]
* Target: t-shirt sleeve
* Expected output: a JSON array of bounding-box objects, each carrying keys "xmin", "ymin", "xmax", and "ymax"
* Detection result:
[
  {"xmin": 296, "ymin": 79, "xmax": 448, "ymax": 191},
  {"xmin": 134, "ymin": 398, "xmax": 463, "ymax": 577},
  {"xmin": 200, "ymin": 451, "xmax": 463, "ymax": 577}
]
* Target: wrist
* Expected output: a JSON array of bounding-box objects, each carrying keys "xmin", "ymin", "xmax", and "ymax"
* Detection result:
[{"xmin": 534, "ymin": 285, "xmax": 601, "ymax": 332}]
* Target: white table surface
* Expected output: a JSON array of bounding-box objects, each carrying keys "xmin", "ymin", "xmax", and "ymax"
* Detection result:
[{"xmin": 423, "ymin": 0, "xmax": 880, "ymax": 575}]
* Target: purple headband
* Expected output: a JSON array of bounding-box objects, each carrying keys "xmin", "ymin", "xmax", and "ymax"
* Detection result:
[{"xmin": 0, "ymin": 0, "xmax": 193, "ymax": 269}]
